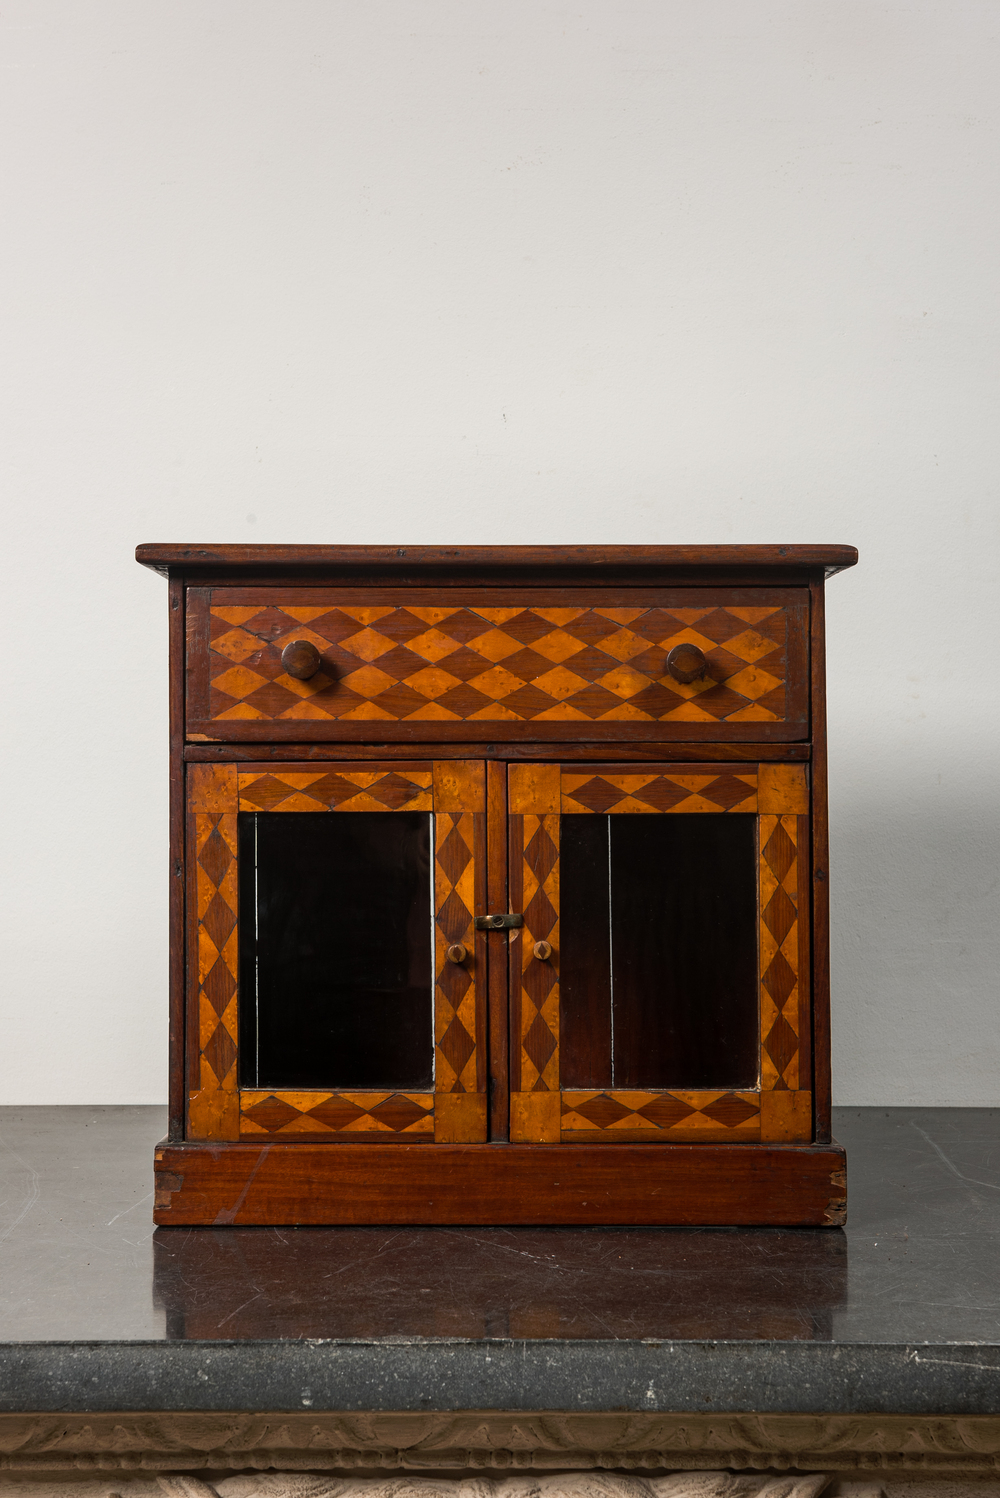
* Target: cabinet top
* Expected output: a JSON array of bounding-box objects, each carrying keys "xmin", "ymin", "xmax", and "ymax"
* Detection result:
[{"xmin": 136, "ymin": 542, "xmax": 858, "ymax": 582}]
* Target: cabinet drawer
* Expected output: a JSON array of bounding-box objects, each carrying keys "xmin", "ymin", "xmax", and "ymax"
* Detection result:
[{"xmin": 186, "ymin": 587, "xmax": 809, "ymax": 743}]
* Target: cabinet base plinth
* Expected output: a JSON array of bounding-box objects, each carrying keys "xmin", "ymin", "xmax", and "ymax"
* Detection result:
[{"xmin": 154, "ymin": 1141, "xmax": 847, "ymax": 1227}]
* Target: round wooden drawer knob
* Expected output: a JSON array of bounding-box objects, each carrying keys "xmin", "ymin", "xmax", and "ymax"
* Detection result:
[
  {"xmin": 533, "ymin": 941, "xmax": 552, "ymax": 961},
  {"xmin": 446, "ymin": 943, "xmax": 467, "ymax": 964},
  {"xmin": 281, "ymin": 640, "xmax": 322, "ymax": 680},
  {"xmin": 666, "ymin": 642, "xmax": 707, "ymax": 684}
]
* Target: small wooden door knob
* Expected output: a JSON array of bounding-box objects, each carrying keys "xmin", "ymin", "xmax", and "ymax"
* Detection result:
[
  {"xmin": 281, "ymin": 640, "xmax": 322, "ymax": 680},
  {"xmin": 446, "ymin": 943, "xmax": 467, "ymax": 964},
  {"xmin": 666, "ymin": 642, "xmax": 707, "ymax": 684},
  {"xmin": 532, "ymin": 941, "xmax": 552, "ymax": 961}
]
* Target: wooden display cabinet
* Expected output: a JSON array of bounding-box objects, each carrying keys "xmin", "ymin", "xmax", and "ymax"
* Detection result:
[{"xmin": 138, "ymin": 543, "xmax": 856, "ymax": 1226}]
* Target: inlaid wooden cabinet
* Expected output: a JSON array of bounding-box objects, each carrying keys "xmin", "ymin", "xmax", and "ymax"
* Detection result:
[{"xmin": 139, "ymin": 544, "xmax": 856, "ymax": 1226}]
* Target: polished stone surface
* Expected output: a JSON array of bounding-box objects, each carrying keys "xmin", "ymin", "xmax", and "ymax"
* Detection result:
[{"xmin": 0, "ymin": 1106, "xmax": 998, "ymax": 1412}]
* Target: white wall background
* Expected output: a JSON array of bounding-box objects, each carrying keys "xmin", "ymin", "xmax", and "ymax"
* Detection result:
[{"xmin": 1, "ymin": 1, "xmax": 997, "ymax": 1106}]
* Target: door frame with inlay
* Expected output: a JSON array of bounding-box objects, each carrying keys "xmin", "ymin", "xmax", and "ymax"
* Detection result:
[
  {"xmin": 507, "ymin": 761, "xmax": 812, "ymax": 1147},
  {"xmin": 185, "ymin": 759, "xmax": 488, "ymax": 1146}
]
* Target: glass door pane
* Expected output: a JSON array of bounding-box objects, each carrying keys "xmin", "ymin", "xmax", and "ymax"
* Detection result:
[
  {"xmin": 560, "ymin": 814, "xmax": 759, "ymax": 1090},
  {"xmin": 237, "ymin": 811, "xmax": 434, "ymax": 1090}
]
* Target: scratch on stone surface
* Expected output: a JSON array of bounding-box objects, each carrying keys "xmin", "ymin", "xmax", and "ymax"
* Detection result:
[
  {"xmin": 217, "ymin": 1293, "xmax": 263, "ymax": 1329},
  {"xmin": 907, "ymin": 1348, "xmax": 1000, "ymax": 1373},
  {"xmin": 911, "ymin": 1122, "xmax": 1000, "ymax": 1192},
  {"xmin": 0, "ymin": 1131, "xmax": 41, "ymax": 1246},
  {"xmin": 107, "ymin": 1190, "xmax": 153, "ymax": 1226}
]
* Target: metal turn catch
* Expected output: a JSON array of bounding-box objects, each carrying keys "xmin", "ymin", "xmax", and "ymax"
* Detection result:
[{"xmin": 474, "ymin": 913, "xmax": 524, "ymax": 931}]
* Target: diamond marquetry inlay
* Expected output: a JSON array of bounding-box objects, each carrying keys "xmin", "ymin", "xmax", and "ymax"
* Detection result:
[
  {"xmin": 205, "ymin": 603, "xmax": 791, "ymax": 723},
  {"xmin": 240, "ymin": 1091, "xmax": 434, "ymax": 1138}
]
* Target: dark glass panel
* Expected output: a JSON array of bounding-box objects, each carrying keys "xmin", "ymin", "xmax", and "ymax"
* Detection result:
[
  {"xmin": 610, "ymin": 815, "xmax": 758, "ymax": 1089},
  {"xmin": 559, "ymin": 816, "xmax": 612, "ymax": 1088},
  {"xmin": 238, "ymin": 812, "xmax": 433, "ymax": 1090}
]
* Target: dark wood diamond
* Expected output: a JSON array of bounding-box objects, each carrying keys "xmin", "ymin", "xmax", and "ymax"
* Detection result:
[
  {"xmin": 753, "ymin": 610, "xmax": 787, "ymax": 645},
  {"xmin": 632, "ymin": 776, "xmax": 691, "ymax": 812},
  {"xmin": 701, "ymin": 774, "xmax": 756, "ymax": 810},
  {"xmin": 706, "ymin": 647, "xmax": 752, "ymax": 682},
  {"xmin": 372, "ymin": 644, "xmax": 428, "ymax": 680},
  {"xmin": 487, "ymin": 609, "xmax": 558, "ymax": 645},
  {"xmin": 765, "ymin": 1012, "xmax": 799, "ymax": 1075},
  {"xmin": 298, "ymin": 772, "xmax": 367, "ymax": 806},
  {"xmin": 239, "ymin": 775, "xmax": 297, "ymax": 810},
  {"xmin": 500, "ymin": 647, "xmax": 556, "ymax": 682},
  {"xmin": 434, "ymin": 683, "xmax": 494, "ymax": 717},
  {"xmin": 368, "ymin": 1094, "xmax": 433, "ymax": 1130},
  {"xmin": 566, "ymin": 776, "xmax": 624, "ymax": 812},
  {"xmin": 522, "ymin": 954, "xmax": 557, "ymax": 1006},
  {"xmin": 201, "ymin": 891, "xmax": 236, "ymax": 951},
  {"xmin": 372, "ymin": 609, "xmax": 438, "ymax": 644},
  {"xmin": 626, "ymin": 682, "xmax": 685, "ymax": 718},
  {"xmin": 436, "ymin": 821, "xmax": 472, "ymax": 885},
  {"xmin": 307, "ymin": 609, "xmax": 379, "ymax": 645},
  {"xmin": 306, "ymin": 1096, "xmax": 367, "ymax": 1130},
  {"xmin": 563, "ymin": 686, "xmax": 623, "ymax": 719},
  {"xmin": 686, "ymin": 608, "xmax": 748, "ymax": 645},
  {"xmin": 762, "ymin": 948, "xmax": 797, "ymax": 1007},
  {"xmin": 700, "ymin": 1093, "xmax": 760, "ymax": 1128},
  {"xmin": 523, "ymin": 884, "xmax": 556, "ymax": 940},
  {"xmin": 763, "ymin": 820, "xmax": 796, "ymax": 882},
  {"xmin": 241, "ymin": 680, "xmax": 303, "ymax": 717},
  {"xmin": 500, "ymin": 684, "xmax": 556, "ymax": 719},
  {"xmin": 635, "ymin": 1095, "xmax": 697, "ymax": 1129},
  {"xmin": 243, "ymin": 607, "xmax": 298, "ymax": 643},
  {"xmin": 627, "ymin": 646, "xmax": 671, "ymax": 678},
  {"xmin": 436, "ymin": 609, "xmax": 499, "ymax": 645},
  {"xmin": 201, "ymin": 957, "xmax": 236, "ymax": 1017},
  {"xmin": 563, "ymin": 645, "xmax": 622, "ymax": 681},
  {"xmin": 202, "ymin": 1023, "xmax": 237, "ymax": 1086},
  {"xmin": 627, "ymin": 609, "xmax": 688, "ymax": 643},
  {"xmin": 561, "ymin": 610, "xmax": 623, "ymax": 646},
  {"xmin": 524, "ymin": 824, "xmax": 558, "ymax": 883},
  {"xmin": 197, "ymin": 824, "xmax": 233, "ymax": 886},
  {"xmin": 572, "ymin": 1092, "xmax": 630, "ymax": 1128},
  {"xmin": 370, "ymin": 683, "xmax": 432, "ymax": 718},
  {"xmin": 522, "ymin": 1011, "xmax": 557, "ymax": 1074},
  {"xmin": 436, "ymin": 888, "xmax": 472, "ymax": 942},
  {"xmin": 367, "ymin": 772, "xmax": 425, "ymax": 808},
  {"xmin": 763, "ymin": 885, "xmax": 797, "ymax": 946},
  {"xmin": 434, "ymin": 646, "xmax": 501, "ymax": 682},
  {"xmin": 244, "ymin": 1095, "xmax": 301, "ymax": 1131},
  {"xmin": 757, "ymin": 684, "xmax": 787, "ymax": 716},
  {"xmin": 437, "ymin": 955, "xmax": 472, "ymax": 1006},
  {"xmin": 689, "ymin": 684, "xmax": 753, "ymax": 720},
  {"xmin": 438, "ymin": 1017, "xmax": 476, "ymax": 1078}
]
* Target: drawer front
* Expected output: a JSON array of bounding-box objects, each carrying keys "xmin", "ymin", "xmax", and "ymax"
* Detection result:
[{"xmin": 186, "ymin": 588, "xmax": 809, "ymax": 742}]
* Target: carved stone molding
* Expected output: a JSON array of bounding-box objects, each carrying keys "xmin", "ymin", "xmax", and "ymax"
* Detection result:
[{"xmin": 1, "ymin": 1414, "xmax": 999, "ymax": 1478}]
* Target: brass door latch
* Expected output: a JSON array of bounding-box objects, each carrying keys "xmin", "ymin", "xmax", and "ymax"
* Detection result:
[{"xmin": 474, "ymin": 913, "xmax": 524, "ymax": 931}]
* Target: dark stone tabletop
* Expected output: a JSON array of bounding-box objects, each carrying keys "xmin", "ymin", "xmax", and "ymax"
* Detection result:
[{"xmin": 0, "ymin": 1106, "xmax": 998, "ymax": 1415}]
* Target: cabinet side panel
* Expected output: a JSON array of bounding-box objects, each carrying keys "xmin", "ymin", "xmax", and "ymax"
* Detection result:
[
  {"xmin": 168, "ymin": 578, "xmax": 185, "ymax": 1139},
  {"xmin": 810, "ymin": 579, "xmax": 831, "ymax": 1142}
]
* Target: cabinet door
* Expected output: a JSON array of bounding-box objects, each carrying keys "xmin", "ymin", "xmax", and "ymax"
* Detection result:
[
  {"xmin": 508, "ymin": 763, "xmax": 811, "ymax": 1144},
  {"xmin": 186, "ymin": 761, "xmax": 487, "ymax": 1143}
]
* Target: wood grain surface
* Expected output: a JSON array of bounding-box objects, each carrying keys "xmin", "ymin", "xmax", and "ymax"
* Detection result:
[
  {"xmin": 138, "ymin": 541, "xmax": 859, "ymax": 577},
  {"xmin": 153, "ymin": 1138, "xmax": 848, "ymax": 1225}
]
